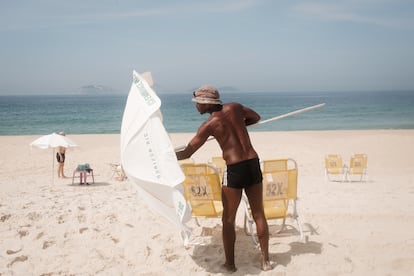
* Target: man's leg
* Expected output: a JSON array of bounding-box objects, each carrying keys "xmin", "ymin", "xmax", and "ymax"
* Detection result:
[
  {"xmin": 58, "ymin": 163, "xmax": 63, "ymax": 178},
  {"xmin": 61, "ymin": 161, "xmax": 66, "ymax": 178},
  {"xmin": 245, "ymin": 182, "xmax": 272, "ymax": 270},
  {"xmin": 221, "ymin": 186, "xmax": 242, "ymax": 271}
]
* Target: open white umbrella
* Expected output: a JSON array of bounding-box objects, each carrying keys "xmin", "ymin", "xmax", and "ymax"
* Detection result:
[{"xmin": 30, "ymin": 132, "xmax": 78, "ymax": 184}]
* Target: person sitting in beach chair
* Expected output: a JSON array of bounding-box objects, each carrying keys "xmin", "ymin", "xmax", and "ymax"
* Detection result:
[{"xmin": 73, "ymin": 163, "xmax": 95, "ymax": 185}]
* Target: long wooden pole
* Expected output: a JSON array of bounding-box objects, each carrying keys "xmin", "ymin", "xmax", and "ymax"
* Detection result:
[{"xmin": 174, "ymin": 103, "xmax": 326, "ymax": 151}]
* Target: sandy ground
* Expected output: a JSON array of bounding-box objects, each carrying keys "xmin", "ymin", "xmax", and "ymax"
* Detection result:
[{"xmin": 1, "ymin": 130, "xmax": 413, "ymax": 275}]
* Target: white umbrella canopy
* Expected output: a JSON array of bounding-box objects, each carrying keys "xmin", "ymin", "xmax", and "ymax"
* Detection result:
[
  {"xmin": 30, "ymin": 132, "xmax": 78, "ymax": 184},
  {"xmin": 30, "ymin": 132, "xmax": 78, "ymax": 149}
]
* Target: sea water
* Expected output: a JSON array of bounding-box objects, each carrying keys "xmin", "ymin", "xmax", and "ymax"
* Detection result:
[{"xmin": 1, "ymin": 91, "xmax": 414, "ymax": 135}]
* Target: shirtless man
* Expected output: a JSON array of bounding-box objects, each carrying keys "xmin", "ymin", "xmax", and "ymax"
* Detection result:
[{"xmin": 176, "ymin": 85, "xmax": 272, "ymax": 272}]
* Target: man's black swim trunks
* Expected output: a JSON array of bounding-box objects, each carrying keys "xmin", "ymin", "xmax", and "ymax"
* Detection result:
[
  {"xmin": 56, "ymin": 152, "xmax": 65, "ymax": 163},
  {"xmin": 223, "ymin": 157, "xmax": 263, "ymax": 189}
]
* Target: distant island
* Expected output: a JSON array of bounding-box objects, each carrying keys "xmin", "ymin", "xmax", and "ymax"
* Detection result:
[{"xmin": 77, "ymin": 85, "xmax": 115, "ymax": 95}]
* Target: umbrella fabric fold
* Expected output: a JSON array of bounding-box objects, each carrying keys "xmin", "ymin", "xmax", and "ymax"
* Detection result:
[{"xmin": 120, "ymin": 71, "xmax": 191, "ymax": 243}]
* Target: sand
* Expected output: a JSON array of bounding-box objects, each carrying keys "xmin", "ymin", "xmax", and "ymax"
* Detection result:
[{"xmin": 1, "ymin": 130, "xmax": 413, "ymax": 275}]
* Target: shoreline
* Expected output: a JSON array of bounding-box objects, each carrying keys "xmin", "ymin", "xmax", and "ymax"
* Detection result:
[
  {"xmin": 1, "ymin": 128, "xmax": 414, "ymax": 136},
  {"xmin": 1, "ymin": 129, "xmax": 414, "ymax": 275}
]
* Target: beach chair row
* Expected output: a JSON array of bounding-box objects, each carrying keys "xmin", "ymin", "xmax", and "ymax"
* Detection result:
[
  {"xmin": 324, "ymin": 153, "xmax": 368, "ymax": 182},
  {"xmin": 179, "ymin": 157, "xmax": 303, "ymax": 246}
]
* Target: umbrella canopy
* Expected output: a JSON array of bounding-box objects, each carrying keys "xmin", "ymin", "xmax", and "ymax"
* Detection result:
[
  {"xmin": 30, "ymin": 133, "xmax": 78, "ymax": 184},
  {"xmin": 30, "ymin": 132, "xmax": 78, "ymax": 149}
]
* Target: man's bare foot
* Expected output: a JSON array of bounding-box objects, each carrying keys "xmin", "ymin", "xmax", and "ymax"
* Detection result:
[
  {"xmin": 261, "ymin": 260, "xmax": 273, "ymax": 271},
  {"xmin": 222, "ymin": 263, "xmax": 237, "ymax": 273}
]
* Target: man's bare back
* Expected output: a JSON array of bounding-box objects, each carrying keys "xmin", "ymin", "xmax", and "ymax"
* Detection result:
[{"xmin": 176, "ymin": 102, "xmax": 260, "ymax": 164}]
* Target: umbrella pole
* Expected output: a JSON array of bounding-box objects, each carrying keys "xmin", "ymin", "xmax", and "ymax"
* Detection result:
[{"xmin": 52, "ymin": 148, "xmax": 55, "ymax": 185}]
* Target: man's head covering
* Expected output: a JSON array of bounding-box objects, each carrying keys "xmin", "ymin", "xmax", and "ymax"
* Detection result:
[{"xmin": 192, "ymin": 85, "xmax": 222, "ymax": 105}]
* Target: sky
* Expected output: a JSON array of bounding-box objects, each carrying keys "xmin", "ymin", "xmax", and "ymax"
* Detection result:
[{"xmin": 1, "ymin": 0, "xmax": 414, "ymax": 95}]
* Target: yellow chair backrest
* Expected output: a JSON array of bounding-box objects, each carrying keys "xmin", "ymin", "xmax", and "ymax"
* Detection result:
[
  {"xmin": 261, "ymin": 159, "xmax": 298, "ymax": 219},
  {"xmin": 178, "ymin": 158, "xmax": 195, "ymax": 165},
  {"xmin": 262, "ymin": 159, "xmax": 288, "ymax": 172},
  {"xmin": 262, "ymin": 170, "xmax": 288, "ymax": 219},
  {"xmin": 325, "ymin": 154, "xmax": 344, "ymax": 174},
  {"xmin": 210, "ymin": 156, "xmax": 226, "ymax": 167},
  {"xmin": 349, "ymin": 154, "xmax": 368, "ymax": 174},
  {"xmin": 208, "ymin": 156, "xmax": 226, "ymax": 182},
  {"xmin": 262, "ymin": 159, "xmax": 298, "ymax": 199},
  {"xmin": 181, "ymin": 163, "xmax": 222, "ymax": 218}
]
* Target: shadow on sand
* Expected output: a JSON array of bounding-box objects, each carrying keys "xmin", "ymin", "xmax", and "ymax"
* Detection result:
[
  {"xmin": 189, "ymin": 223, "xmax": 322, "ymax": 274},
  {"xmin": 68, "ymin": 182, "xmax": 111, "ymax": 187}
]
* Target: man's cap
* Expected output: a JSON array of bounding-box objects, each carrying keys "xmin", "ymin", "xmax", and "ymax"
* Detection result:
[{"xmin": 192, "ymin": 85, "xmax": 222, "ymax": 105}]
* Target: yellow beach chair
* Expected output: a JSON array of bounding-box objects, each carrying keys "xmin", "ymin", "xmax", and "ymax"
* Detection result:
[
  {"xmin": 243, "ymin": 158, "xmax": 304, "ymax": 245},
  {"xmin": 347, "ymin": 153, "xmax": 368, "ymax": 182},
  {"xmin": 208, "ymin": 156, "xmax": 226, "ymax": 182},
  {"xmin": 178, "ymin": 158, "xmax": 195, "ymax": 165},
  {"xmin": 180, "ymin": 163, "xmax": 223, "ymax": 226},
  {"xmin": 325, "ymin": 154, "xmax": 347, "ymax": 182}
]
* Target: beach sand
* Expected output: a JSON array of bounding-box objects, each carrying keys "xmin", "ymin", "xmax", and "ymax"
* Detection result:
[{"xmin": 1, "ymin": 130, "xmax": 413, "ymax": 275}]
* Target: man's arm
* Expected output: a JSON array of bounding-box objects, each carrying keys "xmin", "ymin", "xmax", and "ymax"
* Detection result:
[
  {"xmin": 175, "ymin": 122, "xmax": 211, "ymax": 160},
  {"xmin": 176, "ymin": 142, "xmax": 197, "ymax": 160},
  {"xmin": 243, "ymin": 106, "xmax": 261, "ymax": 126}
]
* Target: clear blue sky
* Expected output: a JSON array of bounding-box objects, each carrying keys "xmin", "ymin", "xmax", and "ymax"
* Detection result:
[{"xmin": 1, "ymin": 0, "xmax": 413, "ymax": 95}]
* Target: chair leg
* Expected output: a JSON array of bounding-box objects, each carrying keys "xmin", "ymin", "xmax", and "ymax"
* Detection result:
[
  {"xmin": 242, "ymin": 195, "xmax": 259, "ymax": 246},
  {"xmin": 243, "ymin": 213, "xmax": 259, "ymax": 246},
  {"xmin": 180, "ymin": 228, "xmax": 192, "ymax": 246},
  {"xmin": 291, "ymin": 200, "xmax": 304, "ymax": 241},
  {"xmin": 276, "ymin": 218, "xmax": 286, "ymax": 234},
  {"xmin": 295, "ymin": 216, "xmax": 304, "ymax": 241}
]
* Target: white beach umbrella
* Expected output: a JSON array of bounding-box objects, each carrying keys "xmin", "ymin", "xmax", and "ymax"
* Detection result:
[
  {"xmin": 30, "ymin": 133, "xmax": 78, "ymax": 184},
  {"xmin": 30, "ymin": 132, "xmax": 78, "ymax": 149}
]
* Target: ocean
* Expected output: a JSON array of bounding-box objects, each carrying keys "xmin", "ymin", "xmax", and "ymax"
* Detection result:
[{"xmin": 1, "ymin": 91, "xmax": 414, "ymax": 135}]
